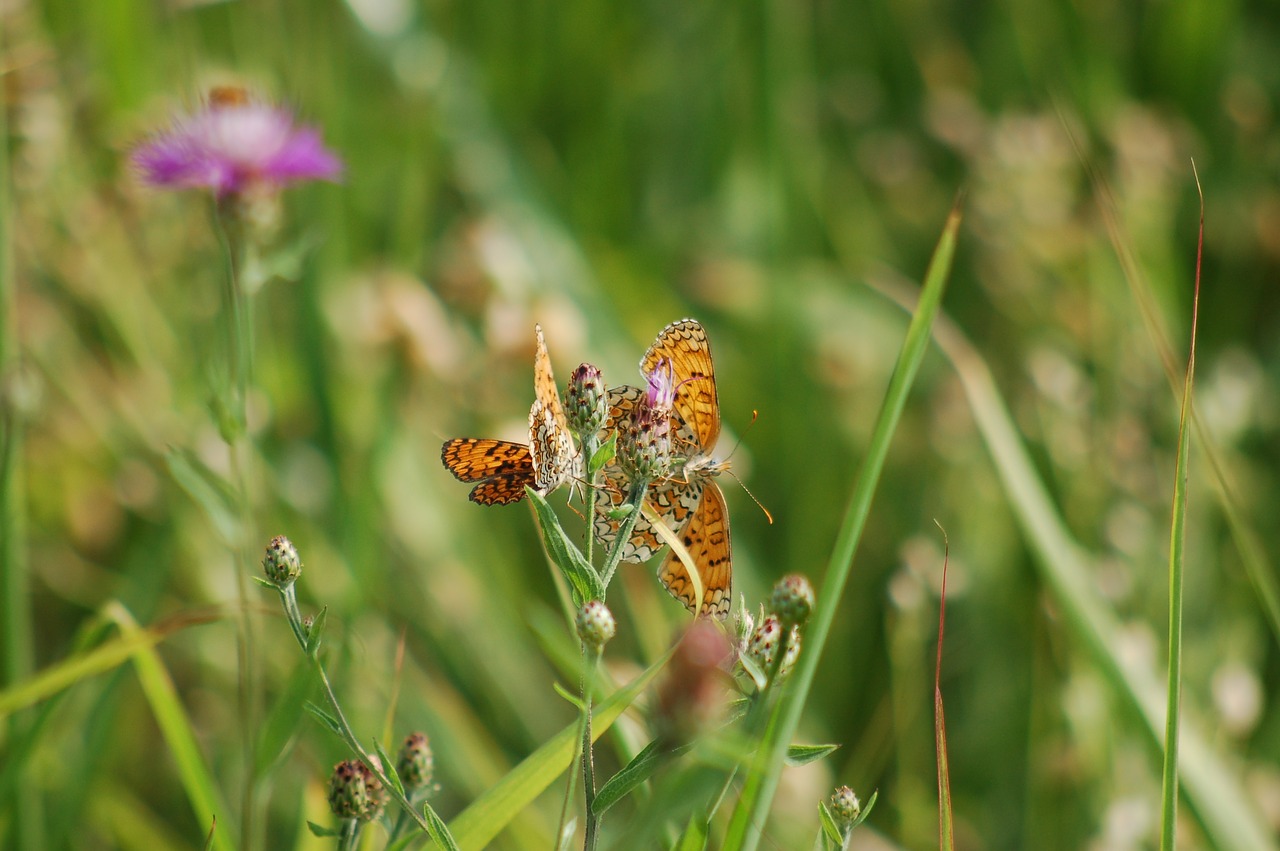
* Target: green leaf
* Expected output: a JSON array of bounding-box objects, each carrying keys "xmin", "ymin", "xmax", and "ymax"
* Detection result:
[
  {"xmin": 817, "ymin": 802, "xmax": 843, "ymax": 847},
  {"xmin": 527, "ymin": 487, "xmax": 604, "ymax": 607},
  {"xmin": 373, "ymin": 738, "xmax": 406, "ymax": 798},
  {"xmin": 588, "ymin": 432, "xmax": 616, "ymax": 478},
  {"xmin": 423, "ymin": 802, "xmax": 462, "ymax": 851},
  {"xmin": 784, "ymin": 744, "xmax": 839, "ymax": 767},
  {"xmin": 592, "ymin": 740, "xmax": 665, "ymax": 816},
  {"xmin": 850, "ymin": 789, "xmax": 877, "ymax": 830},
  {"xmin": 552, "ymin": 680, "xmax": 585, "ymax": 709},
  {"xmin": 304, "ymin": 701, "xmax": 344, "ymax": 738},
  {"xmin": 447, "ymin": 652, "xmax": 669, "ymax": 850},
  {"xmin": 675, "ymin": 811, "xmax": 709, "ymax": 851},
  {"xmin": 306, "ymin": 821, "xmax": 342, "ymax": 838},
  {"xmin": 305, "ymin": 607, "xmax": 328, "ymax": 656},
  {"xmin": 106, "ymin": 604, "xmax": 237, "ymax": 851}
]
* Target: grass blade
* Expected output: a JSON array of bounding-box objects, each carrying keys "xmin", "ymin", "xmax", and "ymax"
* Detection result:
[
  {"xmin": 1159, "ymin": 166, "xmax": 1204, "ymax": 851},
  {"xmin": 723, "ymin": 202, "xmax": 962, "ymax": 850},
  {"xmin": 105, "ymin": 603, "xmax": 235, "ymax": 851}
]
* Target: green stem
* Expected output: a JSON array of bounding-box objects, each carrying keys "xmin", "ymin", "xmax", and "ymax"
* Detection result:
[
  {"xmin": 0, "ymin": 57, "xmax": 41, "ymax": 848},
  {"xmin": 599, "ymin": 478, "xmax": 650, "ymax": 592},
  {"xmin": 213, "ymin": 205, "xmax": 262, "ymax": 850},
  {"xmin": 581, "ymin": 644, "xmax": 601, "ymax": 851},
  {"xmin": 277, "ymin": 585, "xmax": 440, "ymax": 838},
  {"xmin": 336, "ymin": 817, "xmax": 361, "ymax": 851}
]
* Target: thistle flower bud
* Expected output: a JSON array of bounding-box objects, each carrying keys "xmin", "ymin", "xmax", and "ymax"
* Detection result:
[
  {"xmin": 617, "ymin": 360, "xmax": 677, "ymax": 481},
  {"xmin": 576, "ymin": 600, "xmax": 617, "ymax": 651},
  {"xmin": 325, "ymin": 757, "xmax": 373, "ymax": 819},
  {"xmin": 566, "ymin": 363, "xmax": 608, "ymax": 438},
  {"xmin": 396, "ymin": 732, "xmax": 435, "ymax": 793},
  {"xmin": 745, "ymin": 615, "xmax": 801, "ymax": 681},
  {"xmin": 829, "ymin": 785, "xmax": 862, "ymax": 828},
  {"xmin": 769, "ymin": 574, "xmax": 815, "ymax": 628},
  {"xmin": 263, "ymin": 535, "xmax": 302, "ymax": 587}
]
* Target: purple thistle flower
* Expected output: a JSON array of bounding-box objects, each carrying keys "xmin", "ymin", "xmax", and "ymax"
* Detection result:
[
  {"xmin": 132, "ymin": 95, "xmax": 342, "ymax": 197},
  {"xmin": 644, "ymin": 358, "xmax": 676, "ymax": 411}
]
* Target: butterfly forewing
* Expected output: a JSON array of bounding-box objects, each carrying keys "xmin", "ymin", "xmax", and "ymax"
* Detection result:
[
  {"xmin": 641, "ymin": 318, "xmax": 721, "ymax": 451},
  {"xmin": 440, "ymin": 438, "xmax": 538, "ymax": 505}
]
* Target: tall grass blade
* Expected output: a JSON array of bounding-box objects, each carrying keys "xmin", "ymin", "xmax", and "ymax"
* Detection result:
[
  {"xmin": 105, "ymin": 603, "xmax": 236, "ymax": 851},
  {"xmin": 1159, "ymin": 167, "xmax": 1204, "ymax": 851},
  {"xmin": 723, "ymin": 203, "xmax": 962, "ymax": 850},
  {"xmin": 934, "ymin": 527, "xmax": 954, "ymax": 851}
]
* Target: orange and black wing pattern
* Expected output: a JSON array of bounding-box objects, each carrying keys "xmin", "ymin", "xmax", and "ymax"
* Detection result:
[{"xmin": 440, "ymin": 438, "xmax": 536, "ymax": 505}]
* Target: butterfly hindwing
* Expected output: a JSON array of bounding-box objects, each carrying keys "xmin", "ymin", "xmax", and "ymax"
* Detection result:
[
  {"xmin": 440, "ymin": 438, "xmax": 537, "ymax": 505},
  {"xmin": 657, "ymin": 480, "xmax": 732, "ymax": 618}
]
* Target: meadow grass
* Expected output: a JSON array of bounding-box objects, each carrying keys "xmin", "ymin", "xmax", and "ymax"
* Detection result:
[{"xmin": 3, "ymin": 1, "xmax": 1280, "ymax": 849}]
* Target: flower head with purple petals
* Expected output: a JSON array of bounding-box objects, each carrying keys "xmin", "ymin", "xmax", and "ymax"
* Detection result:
[
  {"xmin": 644, "ymin": 358, "xmax": 677, "ymax": 411},
  {"xmin": 132, "ymin": 94, "xmax": 342, "ymax": 197}
]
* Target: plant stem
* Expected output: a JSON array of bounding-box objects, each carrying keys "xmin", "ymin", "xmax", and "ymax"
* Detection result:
[
  {"xmin": 599, "ymin": 478, "xmax": 650, "ymax": 592},
  {"xmin": 276, "ymin": 585, "xmax": 440, "ymax": 838}
]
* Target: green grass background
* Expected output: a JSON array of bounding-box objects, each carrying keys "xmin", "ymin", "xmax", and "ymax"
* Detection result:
[{"xmin": 4, "ymin": 0, "xmax": 1280, "ymax": 848}]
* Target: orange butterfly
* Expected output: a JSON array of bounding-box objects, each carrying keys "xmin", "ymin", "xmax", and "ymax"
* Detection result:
[
  {"xmin": 441, "ymin": 325, "xmax": 580, "ymax": 505},
  {"xmin": 595, "ymin": 319, "xmax": 732, "ymax": 618}
]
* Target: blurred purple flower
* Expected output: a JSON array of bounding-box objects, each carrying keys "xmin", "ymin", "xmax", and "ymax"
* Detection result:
[{"xmin": 132, "ymin": 96, "xmax": 342, "ymax": 196}]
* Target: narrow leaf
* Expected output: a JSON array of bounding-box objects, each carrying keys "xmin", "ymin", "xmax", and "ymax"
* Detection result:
[
  {"xmin": 785, "ymin": 744, "xmax": 839, "ymax": 767},
  {"xmin": 304, "ymin": 702, "xmax": 345, "ymax": 738},
  {"xmin": 527, "ymin": 487, "xmax": 604, "ymax": 606},
  {"xmin": 592, "ymin": 740, "xmax": 667, "ymax": 816},
  {"xmin": 423, "ymin": 803, "xmax": 462, "ymax": 851}
]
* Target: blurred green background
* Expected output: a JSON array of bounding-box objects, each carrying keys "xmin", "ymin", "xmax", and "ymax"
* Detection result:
[{"xmin": 4, "ymin": 0, "xmax": 1280, "ymax": 848}]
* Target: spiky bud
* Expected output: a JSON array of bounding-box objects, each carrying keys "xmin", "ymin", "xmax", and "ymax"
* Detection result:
[
  {"xmin": 829, "ymin": 785, "xmax": 861, "ymax": 829},
  {"xmin": 745, "ymin": 615, "xmax": 801, "ymax": 681},
  {"xmin": 566, "ymin": 363, "xmax": 608, "ymax": 438},
  {"xmin": 769, "ymin": 574, "xmax": 815, "ymax": 628},
  {"xmin": 263, "ymin": 535, "xmax": 302, "ymax": 587},
  {"xmin": 617, "ymin": 360, "xmax": 676, "ymax": 481},
  {"xmin": 396, "ymin": 732, "xmax": 434, "ymax": 793},
  {"xmin": 327, "ymin": 759, "xmax": 385, "ymax": 821},
  {"xmin": 576, "ymin": 600, "xmax": 617, "ymax": 651}
]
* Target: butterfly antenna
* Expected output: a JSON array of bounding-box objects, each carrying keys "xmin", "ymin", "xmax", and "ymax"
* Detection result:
[
  {"xmin": 718, "ymin": 410, "xmax": 772, "ymax": 523},
  {"xmin": 725, "ymin": 469, "xmax": 773, "ymax": 525}
]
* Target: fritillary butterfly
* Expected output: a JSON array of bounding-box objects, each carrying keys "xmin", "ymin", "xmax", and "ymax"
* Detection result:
[
  {"xmin": 442, "ymin": 325, "xmax": 580, "ymax": 505},
  {"xmin": 594, "ymin": 319, "xmax": 732, "ymax": 618}
]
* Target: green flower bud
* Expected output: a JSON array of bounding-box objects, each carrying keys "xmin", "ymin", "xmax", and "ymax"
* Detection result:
[
  {"xmin": 769, "ymin": 574, "xmax": 815, "ymax": 627},
  {"xmin": 263, "ymin": 535, "xmax": 302, "ymax": 587},
  {"xmin": 396, "ymin": 732, "xmax": 434, "ymax": 793},
  {"xmin": 829, "ymin": 785, "xmax": 861, "ymax": 828},
  {"xmin": 576, "ymin": 600, "xmax": 617, "ymax": 650}
]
